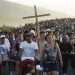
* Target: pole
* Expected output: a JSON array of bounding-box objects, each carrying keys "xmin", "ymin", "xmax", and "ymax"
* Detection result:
[{"xmin": 34, "ymin": 5, "xmax": 39, "ymax": 32}]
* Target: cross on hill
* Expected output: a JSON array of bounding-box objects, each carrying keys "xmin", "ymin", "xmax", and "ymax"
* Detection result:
[
  {"xmin": 23, "ymin": 5, "xmax": 50, "ymax": 32},
  {"xmin": 23, "ymin": 6, "xmax": 50, "ymax": 54}
]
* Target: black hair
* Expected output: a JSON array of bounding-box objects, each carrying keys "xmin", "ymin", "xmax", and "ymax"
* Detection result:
[
  {"xmin": 23, "ymin": 30, "xmax": 29, "ymax": 41},
  {"xmin": 45, "ymin": 33, "xmax": 50, "ymax": 41}
]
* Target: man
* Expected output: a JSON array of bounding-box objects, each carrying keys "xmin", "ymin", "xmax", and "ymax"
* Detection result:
[
  {"xmin": 19, "ymin": 31, "xmax": 38, "ymax": 75},
  {"xmin": 0, "ymin": 34, "xmax": 9, "ymax": 75},
  {"xmin": 39, "ymin": 30, "xmax": 46, "ymax": 60},
  {"xmin": 5, "ymin": 36, "xmax": 11, "ymax": 52},
  {"xmin": 62, "ymin": 34, "xmax": 73, "ymax": 75},
  {"xmin": 37, "ymin": 30, "xmax": 47, "ymax": 75},
  {"xmin": 0, "ymin": 34, "xmax": 9, "ymax": 56}
]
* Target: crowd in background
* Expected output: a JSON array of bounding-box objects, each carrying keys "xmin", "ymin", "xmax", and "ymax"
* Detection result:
[
  {"xmin": 0, "ymin": 18, "xmax": 75, "ymax": 75},
  {"xmin": 16, "ymin": 18, "xmax": 75, "ymax": 33}
]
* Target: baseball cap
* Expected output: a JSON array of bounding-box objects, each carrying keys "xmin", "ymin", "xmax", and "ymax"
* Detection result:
[
  {"xmin": 26, "ymin": 32, "xmax": 33, "ymax": 36},
  {"xmin": 0, "ymin": 35, "xmax": 5, "ymax": 38},
  {"xmin": 30, "ymin": 30, "xmax": 36, "ymax": 36},
  {"xmin": 45, "ymin": 29, "xmax": 55, "ymax": 32}
]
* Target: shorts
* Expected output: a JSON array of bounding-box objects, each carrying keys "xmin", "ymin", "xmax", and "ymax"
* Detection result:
[
  {"xmin": 20, "ymin": 59, "xmax": 35, "ymax": 73},
  {"xmin": 0, "ymin": 54, "xmax": 8, "ymax": 63},
  {"xmin": 43, "ymin": 62, "xmax": 59, "ymax": 72}
]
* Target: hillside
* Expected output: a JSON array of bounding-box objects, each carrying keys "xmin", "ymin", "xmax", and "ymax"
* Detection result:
[{"xmin": 0, "ymin": 0, "xmax": 69, "ymax": 27}]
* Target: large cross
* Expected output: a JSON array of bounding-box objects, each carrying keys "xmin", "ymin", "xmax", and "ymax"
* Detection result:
[
  {"xmin": 23, "ymin": 6, "xmax": 50, "ymax": 32},
  {"xmin": 23, "ymin": 6, "xmax": 50, "ymax": 54}
]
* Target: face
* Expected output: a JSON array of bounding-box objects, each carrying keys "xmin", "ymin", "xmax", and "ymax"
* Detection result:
[
  {"xmin": 46, "ymin": 33, "xmax": 55, "ymax": 43},
  {"xmin": 46, "ymin": 34, "xmax": 52, "ymax": 42},
  {"xmin": 40, "ymin": 32, "xmax": 45, "ymax": 40},
  {"xmin": 65, "ymin": 35, "xmax": 70, "ymax": 42},
  {"xmin": 0, "ymin": 38, "xmax": 5, "ymax": 44},
  {"xmin": 26, "ymin": 35, "xmax": 32, "ymax": 43},
  {"xmin": 48, "ymin": 32, "xmax": 54, "ymax": 35}
]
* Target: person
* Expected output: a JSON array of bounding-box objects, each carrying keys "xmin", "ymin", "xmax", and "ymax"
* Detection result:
[
  {"xmin": 9, "ymin": 32, "xmax": 15, "ymax": 49},
  {"xmin": 39, "ymin": 31, "xmax": 46, "ymax": 61},
  {"xmin": 42, "ymin": 32, "xmax": 63, "ymax": 75},
  {"xmin": 70, "ymin": 34, "xmax": 75, "ymax": 70},
  {"xmin": 62, "ymin": 34, "xmax": 73, "ymax": 75},
  {"xmin": 30, "ymin": 29, "xmax": 37, "ymax": 42},
  {"xmin": 5, "ymin": 36, "xmax": 11, "ymax": 52},
  {"xmin": 0, "ymin": 34, "xmax": 9, "ymax": 75},
  {"xmin": 19, "ymin": 31, "xmax": 39, "ymax": 75},
  {"xmin": 35, "ymin": 30, "xmax": 47, "ymax": 75}
]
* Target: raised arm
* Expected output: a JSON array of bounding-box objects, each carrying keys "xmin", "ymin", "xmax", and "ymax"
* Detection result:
[{"xmin": 56, "ymin": 43, "xmax": 63, "ymax": 67}]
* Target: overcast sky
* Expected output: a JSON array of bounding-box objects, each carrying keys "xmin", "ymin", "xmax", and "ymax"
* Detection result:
[{"xmin": 5, "ymin": 0, "xmax": 75, "ymax": 17}]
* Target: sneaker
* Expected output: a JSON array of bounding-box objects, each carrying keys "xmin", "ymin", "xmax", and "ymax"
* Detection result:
[
  {"xmin": 63, "ymin": 73, "xmax": 66, "ymax": 75},
  {"xmin": 26, "ymin": 73, "xmax": 32, "ymax": 75}
]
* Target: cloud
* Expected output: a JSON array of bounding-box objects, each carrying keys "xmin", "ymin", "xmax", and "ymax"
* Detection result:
[{"xmin": 5, "ymin": 0, "xmax": 75, "ymax": 16}]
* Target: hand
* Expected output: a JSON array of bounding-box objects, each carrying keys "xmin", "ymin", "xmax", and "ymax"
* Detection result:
[{"xmin": 60, "ymin": 61, "xmax": 63, "ymax": 68}]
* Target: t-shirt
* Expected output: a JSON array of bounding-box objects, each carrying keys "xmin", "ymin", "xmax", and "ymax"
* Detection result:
[
  {"xmin": 20, "ymin": 41, "xmax": 38, "ymax": 60},
  {"xmin": 0, "ymin": 44, "xmax": 8, "ymax": 54},
  {"xmin": 4, "ymin": 38, "xmax": 11, "ymax": 51},
  {"xmin": 0, "ymin": 44, "xmax": 8, "ymax": 61},
  {"xmin": 43, "ymin": 43, "xmax": 58, "ymax": 63}
]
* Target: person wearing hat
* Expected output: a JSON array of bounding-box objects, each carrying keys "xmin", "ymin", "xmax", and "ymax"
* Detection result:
[
  {"xmin": 0, "ymin": 35, "xmax": 5, "ymax": 44},
  {"xmin": 0, "ymin": 34, "xmax": 9, "ymax": 75},
  {"xmin": 41, "ymin": 32, "xmax": 63, "ymax": 75},
  {"xmin": 0, "ymin": 34, "xmax": 10, "ymax": 58},
  {"xmin": 30, "ymin": 30, "xmax": 37, "ymax": 42},
  {"xmin": 19, "ymin": 31, "xmax": 38, "ymax": 75}
]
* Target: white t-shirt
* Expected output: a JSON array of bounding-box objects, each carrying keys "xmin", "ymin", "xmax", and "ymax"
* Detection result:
[
  {"xmin": 0, "ymin": 44, "xmax": 8, "ymax": 54},
  {"xmin": 4, "ymin": 38, "xmax": 11, "ymax": 51},
  {"xmin": 20, "ymin": 41, "xmax": 38, "ymax": 61}
]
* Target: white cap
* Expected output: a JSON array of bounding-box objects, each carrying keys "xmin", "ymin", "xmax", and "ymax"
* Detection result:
[
  {"xmin": 45, "ymin": 29, "xmax": 55, "ymax": 32},
  {"xmin": 0, "ymin": 35, "xmax": 5, "ymax": 38},
  {"xmin": 30, "ymin": 30, "xmax": 36, "ymax": 36},
  {"xmin": 36, "ymin": 65, "xmax": 43, "ymax": 71}
]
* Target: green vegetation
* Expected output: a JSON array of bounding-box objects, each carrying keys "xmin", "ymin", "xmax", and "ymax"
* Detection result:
[{"xmin": 0, "ymin": 25, "xmax": 16, "ymax": 32}]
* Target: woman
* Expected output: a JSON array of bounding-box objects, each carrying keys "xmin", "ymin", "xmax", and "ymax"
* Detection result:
[{"xmin": 42, "ymin": 32, "xmax": 63, "ymax": 75}]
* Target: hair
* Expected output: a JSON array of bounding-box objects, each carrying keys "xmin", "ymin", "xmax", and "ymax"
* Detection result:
[
  {"xmin": 40, "ymin": 31, "xmax": 45, "ymax": 34},
  {"xmin": 46, "ymin": 33, "xmax": 56, "ymax": 43},
  {"xmin": 23, "ymin": 30, "xmax": 29, "ymax": 41},
  {"xmin": 45, "ymin": 33, "xmax": 49, "ymax": 40}
]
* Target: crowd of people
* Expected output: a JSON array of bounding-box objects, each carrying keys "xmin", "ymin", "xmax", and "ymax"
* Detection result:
[
  {"xmin": 0, "ymin": 18, "xmax": 75, "ymax": 75},
  {"xmin": 16, "ymin": 18, "xmax": 75, "ymax": 33}
]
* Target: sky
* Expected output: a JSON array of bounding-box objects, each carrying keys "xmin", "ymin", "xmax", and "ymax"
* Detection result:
[{"xmin": 5, "ymin": 0, "xmax": 75, "ymax": 17}]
